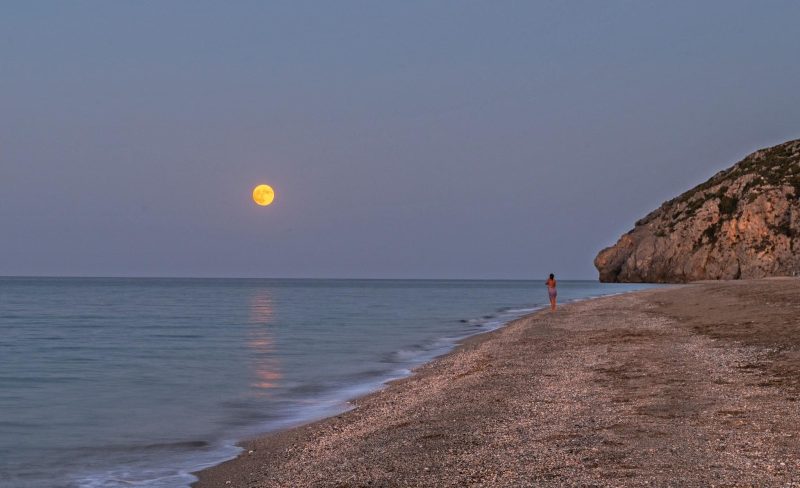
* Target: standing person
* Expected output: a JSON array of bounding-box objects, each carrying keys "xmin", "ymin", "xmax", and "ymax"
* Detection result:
[{"xmin": 545, "ymin": 273, "xmax": 557, "ymax": 311}]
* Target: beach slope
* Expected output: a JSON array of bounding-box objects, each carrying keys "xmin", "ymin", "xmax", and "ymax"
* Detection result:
[{"xmin": 195, "ymin": 280, "xmax": 800, "ymax": 487}]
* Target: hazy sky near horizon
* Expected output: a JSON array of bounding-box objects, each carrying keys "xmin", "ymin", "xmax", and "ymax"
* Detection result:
[{"xmin": 2, "ymin": 1, "xmax": 799, "ymax": 279}]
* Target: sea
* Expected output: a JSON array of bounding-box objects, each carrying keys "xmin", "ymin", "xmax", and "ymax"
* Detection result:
[{"xmin": 0, "ymin": 278, "xmax": 656, "ymax": 488}]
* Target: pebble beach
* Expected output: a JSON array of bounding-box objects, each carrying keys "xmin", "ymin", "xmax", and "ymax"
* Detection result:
[{"xmin": 194, "ymin": 279, "xmax": 800, "ymax": 487}]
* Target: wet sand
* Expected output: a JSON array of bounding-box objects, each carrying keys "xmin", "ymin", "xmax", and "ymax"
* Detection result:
[{"xmin": 194, "ymin": 279, "xmax": 800, "ymax": 487}]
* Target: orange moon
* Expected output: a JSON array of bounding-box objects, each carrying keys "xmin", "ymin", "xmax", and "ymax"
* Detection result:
[{"xmin": 252, "ymin": 184, "xmax": 275, "ymax": 206}]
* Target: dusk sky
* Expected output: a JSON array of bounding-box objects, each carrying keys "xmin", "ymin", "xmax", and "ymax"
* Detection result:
[{"xmin": 2, "ymin": 1, "xmax": 799, "ymax": 279}]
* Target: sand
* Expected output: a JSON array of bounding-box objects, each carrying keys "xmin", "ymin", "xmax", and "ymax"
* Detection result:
[{"xmin": 193, "ymin": 279, "xmax": 800, "ymax": 487}]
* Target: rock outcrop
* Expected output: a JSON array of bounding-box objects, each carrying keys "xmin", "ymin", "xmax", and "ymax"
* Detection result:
[{"xmin": 595, "ymin": 139, "xmax": 800, "ymax": 283}]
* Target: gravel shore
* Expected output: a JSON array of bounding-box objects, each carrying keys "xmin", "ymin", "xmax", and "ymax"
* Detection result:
[{"xmin": 194, "ymin": 279, "xmax": 800, "ymax": 487}]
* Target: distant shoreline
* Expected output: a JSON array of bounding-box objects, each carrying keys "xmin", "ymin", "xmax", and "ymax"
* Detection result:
[{"xmin": 193, "ymin": 279, "xmax": 800, "ymax": 487}]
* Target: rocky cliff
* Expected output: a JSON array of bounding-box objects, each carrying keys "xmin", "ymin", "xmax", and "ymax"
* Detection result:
[{"xmin": 595, "ymin": 139, "xmax": 800, "ymax": 283}]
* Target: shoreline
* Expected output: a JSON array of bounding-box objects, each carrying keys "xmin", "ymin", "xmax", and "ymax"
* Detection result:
[
  {"xmin": 188, "ymin": 301, "xmax": 553, "ymax": 484},
  {"xmin": 189, "ymin": 289, "xmax": 643, "ymax": 486},
  {"xmin": 188, "ymin": 290, "xmax": 638, "ymax": 485},
  {"xmin": 190, "ymin": 303, "xmax": 553, "ymax": 487},
  {"xmin": 190, "ymin": 290, "xmax": 652, "ymax": 487},
  {"xmin": 193, "ymin": 280, "xmax": 800, "ymax": 486}
]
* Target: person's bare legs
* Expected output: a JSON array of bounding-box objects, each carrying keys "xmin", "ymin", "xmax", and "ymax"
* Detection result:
[{"xmin": 549, "ymin": 296, "xmax": 556, "ymax": 311}]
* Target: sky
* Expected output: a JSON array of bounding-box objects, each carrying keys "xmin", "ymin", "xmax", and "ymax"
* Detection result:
[{"xmin": 2, "ymin": 1, "xmax": 799, "ymax": 279}]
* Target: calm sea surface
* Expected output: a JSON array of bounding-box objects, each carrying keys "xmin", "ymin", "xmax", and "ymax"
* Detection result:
[{"xmin": 0, "ymin": 278, "xmax": 656, "ymax": 487}]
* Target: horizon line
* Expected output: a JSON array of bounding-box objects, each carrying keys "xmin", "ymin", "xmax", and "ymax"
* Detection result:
[{"xmin": 0, "ymin": 274, "xmax": 600, "ymax": 282}]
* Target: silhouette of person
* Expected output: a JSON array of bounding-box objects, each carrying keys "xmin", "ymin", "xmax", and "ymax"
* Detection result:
[{"xmin": 545, "ymin": 273, "xmax": 557, "ymax": 311}]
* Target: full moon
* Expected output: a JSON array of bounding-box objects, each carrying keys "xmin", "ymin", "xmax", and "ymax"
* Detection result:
[{"xmin": 252, "ymin": 184, "xmax": 275, "ymax": 206}]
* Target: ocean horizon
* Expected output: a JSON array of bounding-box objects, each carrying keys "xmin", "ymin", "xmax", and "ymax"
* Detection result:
[{"xmin": 0, "ymin": 278, "xmax": 656, "ymax": 487}]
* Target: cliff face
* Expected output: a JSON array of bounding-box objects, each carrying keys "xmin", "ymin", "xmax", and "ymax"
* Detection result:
[{"xmin": 595, "ymin": 139, "xmax": 800, "ymax": 283}]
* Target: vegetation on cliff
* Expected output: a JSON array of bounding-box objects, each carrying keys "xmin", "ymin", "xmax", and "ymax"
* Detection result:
[{"xmin": 595, "ymin": 139, "xmax": 800, "ymax": 283}]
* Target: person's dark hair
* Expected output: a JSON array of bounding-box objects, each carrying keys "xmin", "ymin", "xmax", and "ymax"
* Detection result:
[{"xmin": 549, "ymin": 273, "xmax": 554, "ymax": 279}]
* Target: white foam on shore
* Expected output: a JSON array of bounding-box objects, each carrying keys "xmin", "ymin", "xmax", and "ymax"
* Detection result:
[{"xmin": 72, "ymin": 443, "xmax": 242, "ymax": 488}]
